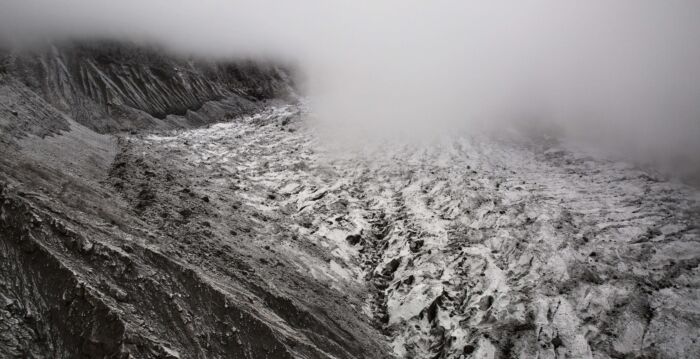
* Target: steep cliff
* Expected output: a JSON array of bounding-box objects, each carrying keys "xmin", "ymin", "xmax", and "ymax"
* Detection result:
[{"xmin": 5, "ymin": 41, "xmax": 295, "ymax": 133}]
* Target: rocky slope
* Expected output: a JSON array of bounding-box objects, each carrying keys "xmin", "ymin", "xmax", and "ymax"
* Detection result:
[
  {"xmin": 1, "ymin": 40, "xmax": 699, "ymax": 359},
  {"xmin": 5, "ymin": 41, "xmax": 294, "ymax": 133},
  {"xmin": 0, "ymin": 41, "xmax": 387, "ymax": 358}
]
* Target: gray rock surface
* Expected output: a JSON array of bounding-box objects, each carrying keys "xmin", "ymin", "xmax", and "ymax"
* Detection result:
[{"xmin": 5, "ymin": 40, "xmax": 295, "ymax": 134}]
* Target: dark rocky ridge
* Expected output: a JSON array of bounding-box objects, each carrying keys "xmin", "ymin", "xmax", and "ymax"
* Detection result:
[{"xmin": 5, "ymin": 40, "xmax": 295, "ymax": 133}]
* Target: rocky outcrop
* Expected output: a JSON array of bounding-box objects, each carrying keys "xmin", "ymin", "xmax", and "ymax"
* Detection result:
[
  {"xmin": 0, "ymin": 183, "xmax": 324, "ymax": 358},
  {"xmin": 5, "ymin": 41, "xmax": 295, "ymax": 133}
]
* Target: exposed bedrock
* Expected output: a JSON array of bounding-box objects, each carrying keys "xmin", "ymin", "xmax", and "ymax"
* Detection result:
[{"xmin": 4, "ymin": 40, "xmax": 295, "ymax": 133}]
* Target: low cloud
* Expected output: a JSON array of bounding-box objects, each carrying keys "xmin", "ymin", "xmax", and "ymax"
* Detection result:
[{"xmin": 2, "ymin": 0, "xmax": 700, "ymax": 179}]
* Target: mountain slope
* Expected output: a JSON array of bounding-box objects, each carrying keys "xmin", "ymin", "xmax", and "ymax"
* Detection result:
[
  {"xmin": 6, "ymin": 41, "xmax": 295, "ymax": 133},
  {"xmin": 0, "ymin": 41, "xmax": 388, "ymax": 359}
]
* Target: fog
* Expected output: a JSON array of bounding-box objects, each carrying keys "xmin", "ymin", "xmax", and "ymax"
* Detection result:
[{"xmin": 2, "ymin": 0, "xmax": 700, "ymax": 180}]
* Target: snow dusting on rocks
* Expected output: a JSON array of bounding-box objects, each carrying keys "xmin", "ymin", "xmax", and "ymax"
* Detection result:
[{"xmin": 135, "ymin": 104, "xmax": 700, "ymax": 359}]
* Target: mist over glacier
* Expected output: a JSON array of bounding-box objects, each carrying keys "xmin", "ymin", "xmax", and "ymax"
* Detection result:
[{"xmin": 2, "ymin": 0, "xmax": 700, "ymax": 180}]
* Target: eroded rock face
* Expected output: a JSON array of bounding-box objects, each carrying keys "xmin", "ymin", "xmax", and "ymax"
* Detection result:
[
  {"xmin": 0, "ymin": 184, "xmax": 323, "ymax": 358},
  {"xmin": 6, "ymin": 40, "xmax": 295, "ymax": 133}
]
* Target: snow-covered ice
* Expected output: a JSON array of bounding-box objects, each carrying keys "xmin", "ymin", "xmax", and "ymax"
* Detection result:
[{"xmin": 133, "ymin": 104, "xmax": 700, "ymax": 358}]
